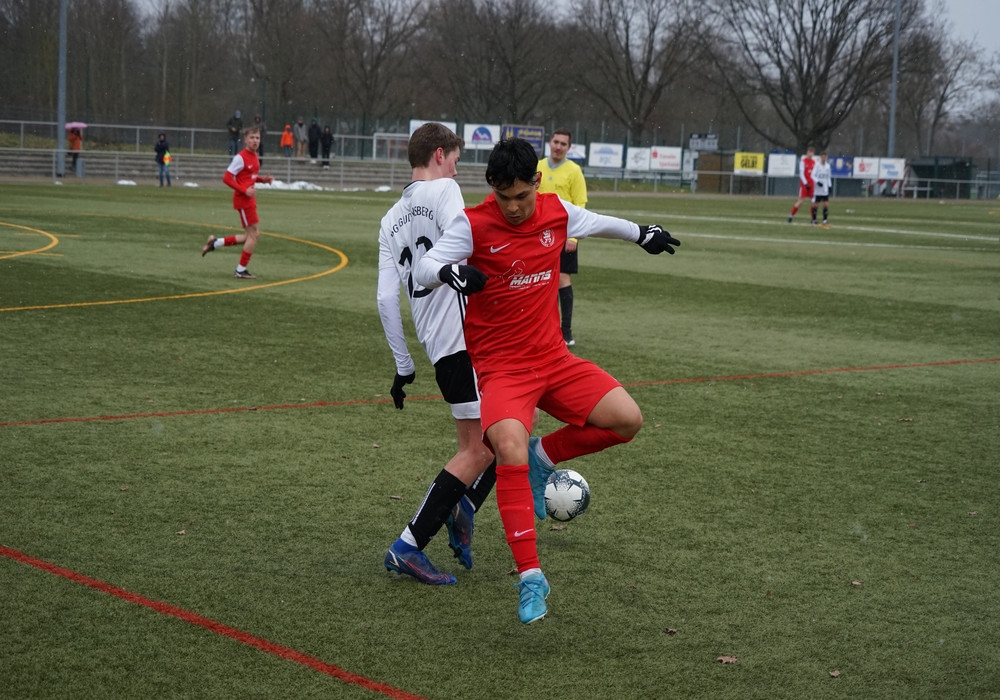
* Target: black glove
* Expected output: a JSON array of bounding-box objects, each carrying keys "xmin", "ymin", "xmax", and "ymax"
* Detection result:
[
  {"xmin": 439, "ymin": 263, "xmax": 487, "ymax": 294},
  {"xmin": 637, "ymin": 225, "xmax": 680, "ymax": 255},
  {"xmin": 390, "ymin": 372, "xmax": 415, "ymax": 410}
]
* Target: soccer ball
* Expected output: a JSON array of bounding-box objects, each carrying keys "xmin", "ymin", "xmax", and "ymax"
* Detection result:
[{"xmin": 544, "ymin": 469, "xmax": 591, "ymax": 521}]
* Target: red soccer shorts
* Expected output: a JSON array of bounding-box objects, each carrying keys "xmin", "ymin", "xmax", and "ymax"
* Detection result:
[
  {"xmin": 477, "ymin": 352, "xmax": 621, "ymax": 435},
  {"xmin": 236, "ymin": 203, "xmax": 259, "ymax": 228},
  {"xmin": 798, "ymin": 183, "xmax": 813, "ymax": 199}
]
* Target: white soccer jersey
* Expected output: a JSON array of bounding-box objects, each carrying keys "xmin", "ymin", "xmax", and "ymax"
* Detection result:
[
  {"xmin": 377, "ymin": 178, "xmax": 468, "ymax": 371},
  {"xmin": 812, "ymin": 162, "xmax": 832, "ymax": 197}
]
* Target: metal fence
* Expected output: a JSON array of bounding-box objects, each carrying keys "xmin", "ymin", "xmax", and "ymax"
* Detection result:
[
  {"xmin": 0, "ymin": 119, "xmax": 399, "ymax": 161},
  {"xmin": 4, "ymin": 119, "xmax": 999, "ymax": 199}
]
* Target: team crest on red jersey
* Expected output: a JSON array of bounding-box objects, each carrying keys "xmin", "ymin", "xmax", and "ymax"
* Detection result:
[{"xmin": 538, "ymin": 229, "xmax": 556, "ymax": 247}]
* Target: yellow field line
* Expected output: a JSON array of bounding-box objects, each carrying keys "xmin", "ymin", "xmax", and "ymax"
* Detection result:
[{"xmin": 0, "ymin": 218, "xmax": 348, "ymax": 312}]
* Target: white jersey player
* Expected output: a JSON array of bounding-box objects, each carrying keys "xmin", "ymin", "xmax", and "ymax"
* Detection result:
[
  {"xmin": 810, "ymin": 151, "xmax": 832, "ymax": 227},
  {"xmin": 376, "ymin": 122, "xmax": 495, "ymax": 587},
  {"xmin": 378, "ymin": 177, "xmax": 469, "ymax": 389}
]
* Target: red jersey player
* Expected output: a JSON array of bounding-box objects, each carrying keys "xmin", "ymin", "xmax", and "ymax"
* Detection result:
[
  {"xmin": 201, "ymin": 126, "xmax": 273, "ymax": 278},
  {"xmin": 414, "ymin": 138, "xmax": 680, "ymax": 624},
  {"xmin": 788, "ymin": 145, "xmax": 815, "ymax": 223}
]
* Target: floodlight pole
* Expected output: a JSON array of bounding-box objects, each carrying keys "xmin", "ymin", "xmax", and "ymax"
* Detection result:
[
  {"xmin": 56, "ymin": 0, "xmax": 68, "ymax": 176},
  {"xmin": 887, "ymin": 0, "xmax": 901, "ymax": 158}
]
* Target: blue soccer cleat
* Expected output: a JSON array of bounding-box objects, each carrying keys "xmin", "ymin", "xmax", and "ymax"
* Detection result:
[
  {"xmin": 384, "ymin": 541, "xmax": 456, "ymax": 585},
  {"xmin": 446, "ymin": 496, "xmax": 475, "ymax": 570},
  {"xmin": 515, "ymin": 572, "xmax": 550, "ymax": 624},
  {"xmin": 527, "ymin": 436, "xmax": 554, "ymax": 519}
]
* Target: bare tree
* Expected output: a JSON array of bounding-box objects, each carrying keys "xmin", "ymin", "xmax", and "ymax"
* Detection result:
[
  {"xmin": 313, "ymin": 0, "xmax": 424, "ymax": 129},
  {"xmin": 710, "ymin": 0, "xmax": 923, "ymax": 153},
  {"xmin": 898, "ymin": 30, "xmax": 978, "ymax": 156},
  {"xmin": 0, "ymin": 0, "xmax": 62, "ymax": 117},
  {"xmin": 414, "ymin": 0, "xmax": 563, "ymax": 123},
  {"xmin": 573, "ymin": 0, "xmax": 702, "ymax": 144}
]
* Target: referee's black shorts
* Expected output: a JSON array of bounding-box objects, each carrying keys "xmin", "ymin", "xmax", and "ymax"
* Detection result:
[{"xmin": 560, "ymin": 248, "xmax": 578, "ymax": 275}]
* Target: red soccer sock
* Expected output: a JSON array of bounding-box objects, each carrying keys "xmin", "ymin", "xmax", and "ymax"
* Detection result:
[
  {"xmin": 239, "ymin": 251, "xmax": 253, "ymax": 267},
  {"xmin": 224, "ymin": 236, "xmax": 238, "ymax": 246},
  {"xmin": 541, "ymin": 425, "xmax": 631, "ymax": 465},
  {"xmin": 495, "ymin": 464, "xmax": 539, "ymax": 573},
  {"xmin": 790, "ymin": 205, "xmax": 799, "ymax": 216}
]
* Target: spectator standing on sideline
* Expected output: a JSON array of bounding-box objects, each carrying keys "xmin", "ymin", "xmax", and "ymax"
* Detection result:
[
  {"xmin": 308, "ymin": 118, "xmax": 322, "ymax": 162},
  {"xmin": 537, "ymin": 128, "xmax": 587, "ymax": 347},
  {"xmin": 280, "ymin": 124, "xmax": 294, "ymax": 158},
  {"xmin": 320, "ymin": 126, "xmax": 333, "ymax": 169},
  {"xmin": 811, "ymin": 151, "xmax": 832, "ymax": 228},
  {"xmin": 293, "ymin": 117, "xmax": 308, "ymax": 159},
  {"xmin": 226, "ymin": 109, "xmax": 243, "ymax": 155},
  {"xmin": 413, "ymin": 138, "xmax": 680, "ymax": 623},
  {"xmin": 378, "ymin": 122, "xmax": 497, "ymax": 586},
  {"xmin": 154, "ymin": 132, "xmax": 172, "ymax": 187},
  {"xmin": 201, "ymin": 126, "xmax": 273, "ymax": 279},
  {"xmin": 67, "ymin": 128, "xmax": 82, "ymax": 172},
  {"xmin": 788, "ymin": 145, "xmax": 816, "ymax": 223}
]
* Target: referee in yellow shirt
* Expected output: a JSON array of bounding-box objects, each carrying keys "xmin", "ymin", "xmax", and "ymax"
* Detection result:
[{"xmin": 538, "ymin": 128, "xmax": 588, "ymax": 347}]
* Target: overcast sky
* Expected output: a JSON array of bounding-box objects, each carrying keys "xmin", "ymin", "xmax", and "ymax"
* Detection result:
[{"xmin": 944, "ymin": 0, "xmax": 1000, "ymax": 55}]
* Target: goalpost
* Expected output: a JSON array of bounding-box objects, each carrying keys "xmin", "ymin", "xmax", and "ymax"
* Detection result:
[{"xmin": 372, "ymin": 132, "xmax": 409, "ymax": 161}]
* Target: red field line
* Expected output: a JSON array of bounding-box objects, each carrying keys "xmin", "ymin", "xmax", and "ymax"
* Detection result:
[
  {"xmin": 2, "ymin": 357, "xmax": 998, "ymax": 429},
  {"xmin": 0, "ymin": 545, "xmax": 427, "ymax": 700}
]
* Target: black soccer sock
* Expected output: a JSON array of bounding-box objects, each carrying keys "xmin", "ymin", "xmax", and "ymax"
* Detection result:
[
  {"xmin": 406, "ymin": 469, "xmax": 466, "ymax": 550},
  {"xmin": 464, "ymin": 459, "xmax": 497, "ymax": 512},
  {"xmin": 559, "ymin": 286, "xmax": 574, "ymax": 333},
  {"xmin": 810, "ymin": 205, "xmax": 817, "ymax": 221},
  {"xmin": 823, "ymin": 205, "xmax": 829, "ymax": 221}
]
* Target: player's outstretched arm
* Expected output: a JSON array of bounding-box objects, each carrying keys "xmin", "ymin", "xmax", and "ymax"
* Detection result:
[{"xmin": 636, "ymin": 224, "xmax": 680, "ymax": 255}]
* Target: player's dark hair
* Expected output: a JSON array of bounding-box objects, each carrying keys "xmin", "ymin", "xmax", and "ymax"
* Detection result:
[
  {"xmin": 408, "ymin": 122, "xmax": 464, "ymax": 168},
  {"xmin": 486, "ymin": 138, "xmax": 539, "ymax": 190},
  {"xmin": 553, "ymin": 127, "xmax": 572, "ymax": 144}
]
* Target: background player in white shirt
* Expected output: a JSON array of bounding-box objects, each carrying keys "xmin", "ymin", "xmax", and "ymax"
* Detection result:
[
  {"xmin": 810, "ymin": 151, "xmax": 832, "ymax": 227},
  {"xmin": 377, "ymin": 122, "xmax": 496, "ymax": 586}
]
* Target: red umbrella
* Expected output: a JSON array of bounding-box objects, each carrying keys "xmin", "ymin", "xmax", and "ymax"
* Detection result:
[{"xmin": 64, "ymin": 121, "xmax": 87, "ymax": 130}]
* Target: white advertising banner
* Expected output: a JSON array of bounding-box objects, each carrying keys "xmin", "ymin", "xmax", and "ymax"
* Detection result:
[
  {"xmin": 878, "ymin": 158, "xmax": 906, "ymax": 180},
  {"xmin": 854, "ymin": 157, "xmax": 880, "ymax": 179},
  {"xmin": 543, "ymin": 143, "xmax": 587, "ymax": 160},
  {"xmin": 588, "ymin": 142, "xmax": 624, "ymax": 168},
  {"xmin": 409, "ymin": 119, "xmax": 458, "ymax": 135},
  {"xmin": 767, "ymin": 153, "xmax": 797, "ymax": 177},
  {"xmin": 463, "ymin": 124, "xmax": 501, "ymax": 150},
  {"xmin": 626, "ymin": 147, "xmax": 651, "ymax": 171},
  {"xmin": 650, "ymin": 146, "xmax": 683, "ymax": 171}
]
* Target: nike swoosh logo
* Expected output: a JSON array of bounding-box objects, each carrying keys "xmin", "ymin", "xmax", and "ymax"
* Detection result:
[
  {"xmin": 513, "ymin": 529, "xmax": 533, "ymax": 538},
  {"xmin": 451, "ymin": 275, "xmax": 467, "ymax": 289},
  {"xmin": 490, "ymin": 243, "xmax": 511, "ymax": 253}
]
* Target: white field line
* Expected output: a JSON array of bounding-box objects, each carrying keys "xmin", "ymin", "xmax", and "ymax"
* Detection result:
[{"xmin": 615, "ymin": 212, "xmax": 1000, "ymax": 251}]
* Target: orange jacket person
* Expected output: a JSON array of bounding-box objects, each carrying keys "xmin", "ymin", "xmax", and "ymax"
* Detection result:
[{"xmin": 280, "ymin": 124, "xmax": 294, "ymax": 157}]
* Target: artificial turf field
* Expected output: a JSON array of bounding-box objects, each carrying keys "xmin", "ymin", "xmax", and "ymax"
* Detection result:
[{"xmin": 1, "ymin": 182, "xmax": 998, "ymax": 698}]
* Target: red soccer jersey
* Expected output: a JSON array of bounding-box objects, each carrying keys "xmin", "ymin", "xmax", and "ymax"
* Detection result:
[
  {"xmin": 799, "ymin": 155, "xmax": 815, "ymax": 188},
  {"xmin": 223, "ymin": 149, "xmax": 261, "ymax": 210},
  {"xmin": 462, "ymin": 192, "xmax": 570, "ymax": 371}
]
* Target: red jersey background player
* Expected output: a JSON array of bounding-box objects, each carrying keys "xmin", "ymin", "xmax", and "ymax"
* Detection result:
[
  {"xmin": 201, "ymin": 126, "xmax": 273, "ymax": 278},
  {"xmin": 414, "ymin": 138, "xmax": 680, "ymax": 624},
  {"xmin": 788, "ymin": 145, "xmax": 816, "ymax": 223}
]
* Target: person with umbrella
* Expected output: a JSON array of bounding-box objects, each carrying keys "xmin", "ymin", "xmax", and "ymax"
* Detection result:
[{"xmin": 65, "ymin": 122, "xmax": 85, "ymax": 173}]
